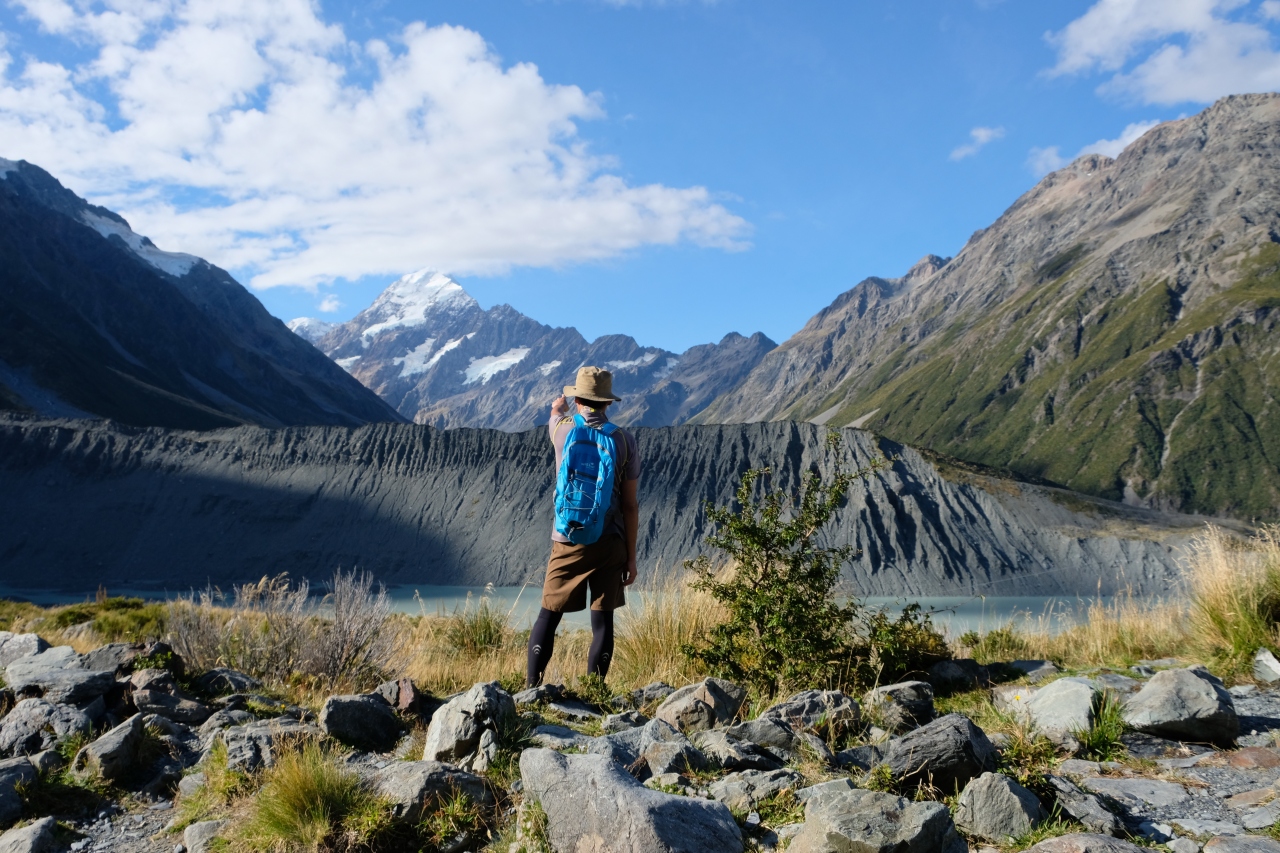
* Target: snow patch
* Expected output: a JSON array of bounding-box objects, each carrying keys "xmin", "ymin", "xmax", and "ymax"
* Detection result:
[
  {"xmin": 360, "ymin": 269, "xmax": 478, "ymax": 340},
  {"xmin": 335, "ymin": 356, "xmax": 362, "ymax": 372},
  {"xmin": 81, "ymin": 212, "xmax": 200, "ymax": 276},
  {"xmin": 0, "ymin": 157, "xmax": 17, "ymax": 179},
  {"xmin": 606, "ymin": 352, "xmax": 661, "ymax": 371},
  {"xmin": 287, "ymin": 317, "xmax": 336, "ymax": 344},
  {"xmin": 423, "ymin": 333, "xmax": 475, "ymax": 371},
  {"xmin": 464, "ymin": 347, "xmax": 531, "ymax": 384},
  {"xmin": 653, "ymin": 357, "xmax": 679, "ymax": 382},
  {"xmin": 393, "ymin": 338, "xmax": 438, "ymax": 377},
  {"xmin": 537, "ymin": 360, "xmax": 563, "ymax": 377}
]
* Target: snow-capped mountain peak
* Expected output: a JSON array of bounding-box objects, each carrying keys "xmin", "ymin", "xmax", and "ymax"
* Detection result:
[
  {"xmin": 81, "ymin": 211, "xmax": 200, "ymax": 277},
  {"xmin": 287, "ymin": 317, "xmax": 337, "ymax": 344},
  {"xmin": 359, "ymin": 270, "xmax": 478, "ymax": 341}
]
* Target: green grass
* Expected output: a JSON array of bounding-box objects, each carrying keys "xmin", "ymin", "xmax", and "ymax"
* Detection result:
[
  {"xmin": 172, "ymin": 740, "xmax": 254, "ymax": 832},
  {"xmin": 1075, "ymin": 690, "xmax": 1127, "ymax": 762},
  {"xmin": 419, "ymin": 790, "xmax": 487, "ymax": 849},
  {"xmin": 48, "ymin": 596, "xmax": 167, "ymax": 643}
]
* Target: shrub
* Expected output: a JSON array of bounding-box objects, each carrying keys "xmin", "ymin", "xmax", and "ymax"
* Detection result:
[
  {"xmin": 848, "ymin": 604, "xmax": 950, "ymax": 688},
  {"xmin": 681, "ymin": 432, "xmax": 886, "ymax": 697},
  {"xmin": 1075, "ymin": 690, "xmax": 1126, "ymax": 762},
  {"xmin": 237, "ymin": 740, "xmax": 393, "ymax": 852},
  {"xmin": 1187, "ymin": 525, "xmax": 1280, "ymax": 674}
]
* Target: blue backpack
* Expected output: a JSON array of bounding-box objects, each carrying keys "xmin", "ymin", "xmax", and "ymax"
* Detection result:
[{"xmin": 554, "ymin": 415, "xmax": 620, "ymax": 545}]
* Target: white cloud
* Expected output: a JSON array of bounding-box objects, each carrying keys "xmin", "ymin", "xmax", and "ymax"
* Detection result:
[
  {"xmin": 318, "ymin": 294, "xmax": 341, "ymax": 313},
  {"xmin": 0, "ymin": 0, "xmax": 749, "ymax": 291},
  {"xmin": 1047, "ymin": 0, "xmax": 1280, "ymax": 105},
  {"xmin": 1027, "ymin": 118, "xmax": 1163, "ymax": 176},
  {"xmin": 949, "ymin": 125, "xmax": 1006, "ymax": 160}
]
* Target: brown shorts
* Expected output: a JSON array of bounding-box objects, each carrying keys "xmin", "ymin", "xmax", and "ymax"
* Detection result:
[{"xmin": 541, "ymin": 535, "xmax": 628, "ymax": 613}]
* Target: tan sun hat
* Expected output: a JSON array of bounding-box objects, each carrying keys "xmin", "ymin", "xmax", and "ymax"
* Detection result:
[{"xmin": 564, "ymin": 366, "xmax": 622, "ymax": 402}]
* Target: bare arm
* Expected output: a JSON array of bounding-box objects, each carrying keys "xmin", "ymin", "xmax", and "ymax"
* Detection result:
[
  {"xmin": 621, "ymin": 477, "xmax": 639, "ymax": 586},
  {"xmin": 548, "ymin": 394, "xmax": 568, "ymax": 440}
]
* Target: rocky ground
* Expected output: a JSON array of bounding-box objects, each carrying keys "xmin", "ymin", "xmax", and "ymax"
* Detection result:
[{"xmin": 6, "ymin": 630, "xmax": 1280, "ymax": 852}]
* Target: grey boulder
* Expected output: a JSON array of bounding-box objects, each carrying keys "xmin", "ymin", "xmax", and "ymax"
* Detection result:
[
  {"xmin": 320, "ymin": 694, "xmax": 402, "ymax": 752},
  {"xmin": 370, "ymin": 760, "xmax": 492, "ymax": 823},
  {"xmin": 1122, "ymin": 667, "xmax": 1238, "ymax": 745},
  {"xmin": 1043, "ymin": 774, "xmax": 1124, "ymax": 837},
  {"xmin": 73, "ymin": 713, "xmax": 145, "ymax": 782},
  {"xmin": 1025, "ymin": 677, "xmax": 1099, "ymax": 744},
  {"xmin": 603, "ymin": 710, "xmax": 648, "ymax": 733},
  {"xmin": 928, "ymin": 658, "xmax": 990, "ymax": 691},
  {"xmin": 1203, "ymin": 838, "xmax": 1280, "ymax": 852},
  {"xmin": 0, "ymin": 759, "xmax": 37, "ymax": 828},
  {"xmin": 955, "ymin": 771, "xmax": 1047, "ymax": 842},
  {"xmin": 883, "ymin": 713, "xmax": 997, "ymax": 793},
  {"xmin": 520, "ymin": 748, "xmax": 742, "ymax": 853},
  {"xmin": 788, "ymin": 787, "xmax": 966, "ymax": 853},
  {"xmin": 639, "ymin": 741, "xmax": 707, "ymax": 777},
  {"xmin": 1254, "ymin": 649, "xmax": 1280, "ymax": 684},
  {"xmin": 193, "ymin": 668, "xmax": 262, "ymax": 695},
  {"xmin": 691, "ymin": 729, "xmax": 786, "ymax": 772},
  {"xmin": 422, "ymin": 681, "xmax": 515, "ymax": 773},
  {"xmin": 655, "ymin": 678, "xmax": 746, "ymax": 734},
  {"xmin": 132, "ymin": 690, "xmax": 211, "ymax": 725},
  {"xmin": 723, "ymin": 716, "xmax": 815, "ymax": 764},
  {"xmin": 864, "ymin": 681, "xmax": 934, "ymax": 731},
  {"xmin": 81, "ymin": 642, "xmax": 142, "ymax": 674},
  {"xmin": 1008, "ymin": 660, "xmax": 1061, "ymax": 682},
  {"xmin": 0, "ymin": 634, "xmax": 48, "ymax": 670},
  {"xmin": 5, "ymin": 647, "xmax": 113, "ymax": 706},
  {"xmin": 761, "ymin": 690, "xmax": 859, "ymax": 732},
  {"xmin": 0, "ymin": 817, "xmax": 57, "ymax": 853},
  {"xmin": 183, "ymin": 819, "xmax": 229, "ymax": 853},
  {"xmin": 708, "ymin": 768, "xmax": 802, "ymax": 811},
  {"xmin": 219, "ymin": 718, "xmax": 322, "ymax": 772},
  {"xmin": 0, "ymin": 698, "xmax": 91, "ymax": 756}
]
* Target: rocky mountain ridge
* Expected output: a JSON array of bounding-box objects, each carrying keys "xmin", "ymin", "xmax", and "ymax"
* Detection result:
[
  {"xmin": 290, "ymin": 269, "xmax": 776, "ymax": 430},
  {"xmin": 0, "ymin": 414, "xmax": 1207, "ymax": 595},
  {"xmin": 0, "ymin": 159, "xmax": 403, "ymax": 430},
  {"xmin": 695, "ymin": 94, "xmax": 1280, "ymax": 522}
]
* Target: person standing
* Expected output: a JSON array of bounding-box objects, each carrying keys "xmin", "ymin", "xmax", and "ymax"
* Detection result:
[{"xmin": 526, "ymin": 366, "xmax": 640, "ymax": 687}]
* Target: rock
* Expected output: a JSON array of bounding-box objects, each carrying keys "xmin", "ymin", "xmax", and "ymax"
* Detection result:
[
  {"xmin": 928, "ymin": 658, "xmax": 991, "ymax": 691},
  {"xmin": 638, "ymin": 741, "xmax": 707, "ymax": 777},
  {"xmin": 320, "ymin": 694, "xmax": 402, "ymax": 752},
  {"xmin": 1203, "ymin": 839, "xmax": 1280, "ymax": 852},
  {"xmin": 192, "ymin": 668, "xmax": 261, "ymax": 695},
  {"xmin": 1168, "ymin": 840, "xmax": 1201, "ymax": 853},
  {"xmin": 27, "ymin": 751, "xmax": 62, "ymax": 776},
  {"xmin": 883, "ymin": 713, "xmax": 997, "ymax": 793},
  {"xmin": 1082, "ymin": 776, "xmax": 1189, "ymax": 808},
  {"xmin": 1123, "ymin": 667, "xmax": 1239, "ymax": 745},
  {"xmin": 133, "ymin": 690, "xmax": 212, "ymax": 725},
  {"xmin": 1043, "ymin": 774, "xmax": 1124, "ymax": 837},
  {"xmin": 603, "ymin": 711, "xmax": 648, "ymax": 733},
  {"xmin": 532, "ymin": 725, "xmax": 590, "ymax": 750},
  {"xmin": 788, "ymin": 787, "xmax": 966, "ymax": 853},
  {"xmin": 520, "ymin": 748, "xmax": 743, "ymax": 853},
  {"xmin": 513, "ymin": 683, "xmax": 566, "ymax": 707},
  {"xmin": 370, "ymin": 760, "xmax": 492, "ymax": 822},
  {"xmin": 130, "ymin": 667, "xmax": 178, "ymax": 692},
  {"xmin": 761, "ymin": 690, "xmax": 860, "ymax": 732},
  {"xmin": 1173, "ymin": 819, "xmax": 1243, "ymax": 836},
  {"xmin": 1230, "ymin": 684, "xmax": 1258, "ymax": 697},
  {"xmin": 723, "ymin": 717, "xmax": 808, "ymax": 762},
  {"xmin": 81, "ymin": 642, "xmax": 143, "ymax": 674},
  {"xmin": 835, "ymin": 743, "xmax": 885, "ymax": 771},
  {"xmin": 1254, "ymin": 649, "xmax": 1280, "ymax": 684},
  {"xmin": 1229, "ymin": 747, "xmax": 1280, "ymax": 769},
  {"xmin": 708, "ymin": 768, "xmax": 802, "ymax": 811},
  {"xmin": 183, "ymin": 820, "xmax": 228, "ymax": 853},
  {"xmin": 993, "ymin": 683, "xmax": 1036, "ymax": 717},
  {"xmin": 1131, "ymin": 665, "xmax": 1156, "ymax": 677},
  {"xmin": 74, "ymin": 713, "xmax": 144, "ymax": 782},
  {"xmin": 421, "ymin": 682, "xmax": 515, "ymax": 773},
  {"xmin": 0, "ymin": 698, "xmax": 91, "ymax": 756},
  {"xmin": 796, "ymin": 778, "xmax": 854, "ymax": 803},
  {"xmin": 690, "ymin": 730, "xmax": 786, "ymax": 772},
  {"xmin": 0, "ymin": 760, "xmax": 36, "ymax": 827},
  {"xmin": 0, "ymin": 817, "xmax": 57, "ymax": 853},
  {"xmin": 198, "ymin": 708, "xmax": 254, "ymax": 736},
  {"xmin": 631, "ymin": 682, "xmax": 675, "ymax": 705},
  {"xmin": 219, "ymin": 718, "xmax": 322, "ymax": 772},
  {"xmin": 1025, "ymin": 834, "xmax": 1146, "ymax": 852},
  {"xmin": 1094, "ymin": 673, "xmax": 1140, "ymax": 692},
  {"xmin": 955, "ymin": 771, "xmax": 1047, "ymax": 842},
  {"xmin": 374, "ymin": 678, "xmax": 437, "ymax": 717},
  {"xmin": 5, "ymin": 650, "xmax": 114, "ymax": 705},
  {"xmin": 1008, "ymin": 660, "xmax": 1060, "ymax": 682},
  {"xmin": 865, "ymin": 681, "xmax": 934, "ymax": 731},
  {"xmin": 0, "ymin": 634, "xmax": 48, "ymax": 669},
  {"xmin": 655, "ymin": 678, "xmax": 746, "ymax": 734},
  {"xmin": 547, "ymin": 698, "xmax": 600, "ymax": 720},
  {"xmin": 1025, "ymin": 677, "xmax": 1098, "ymax": 743},
  {"xmin": 178, "ymin": 772, "xmax": 206, "ymax": 798}
]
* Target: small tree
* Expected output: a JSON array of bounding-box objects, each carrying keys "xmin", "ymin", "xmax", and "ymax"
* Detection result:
[{"xmin": 681, "ymin": 433, "xmax": 885, "ymax": 697}]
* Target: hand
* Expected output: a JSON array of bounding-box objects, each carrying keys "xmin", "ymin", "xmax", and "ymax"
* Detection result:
[
  {"xmin": 551, "ymin": 394, "xmax": 568, "ymax": 416},
  {"xmin": 623, "ymin": 559, "xmax": 638, "ymax": 587}
]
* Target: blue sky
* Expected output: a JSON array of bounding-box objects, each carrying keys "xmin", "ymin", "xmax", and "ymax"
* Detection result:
[{"xmin": 2, "ymin": 0, "xmax": 1279, "ymax": 351}]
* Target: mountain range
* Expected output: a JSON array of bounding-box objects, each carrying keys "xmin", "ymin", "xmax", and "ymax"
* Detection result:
[
  {"xmin": 694, "ymin": 93, "xmax": 1280, "ymax": 521},
  {"xmin": 288, "ymin": 271, "xmax": 776, "ymax": 430},
  {"xmin": 0, "ymin": 159, "xmax": 402, "ymax": 430}
]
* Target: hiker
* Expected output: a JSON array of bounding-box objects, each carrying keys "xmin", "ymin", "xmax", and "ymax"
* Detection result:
[{"xmin": 526, "ymin": 366, "xmax": 640, "ymax": 687}]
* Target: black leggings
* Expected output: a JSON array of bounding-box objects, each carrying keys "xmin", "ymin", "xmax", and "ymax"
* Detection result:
[{"xmin": 526, "ymin": 608, "xmax": 616, "ymax": 687}]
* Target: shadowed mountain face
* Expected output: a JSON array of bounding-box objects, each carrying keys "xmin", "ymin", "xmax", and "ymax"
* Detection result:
[
  {"xmin": 0, "ymin": 415, "xmax": 1202, "ymax": 596},
  {"xmin": 0, "ymin": 159, "xmax": 405, "ymax": 430},
  {"xmin": 695, "ymin": 94, "xmax": 1280, "ymax": 521},
  {"xmin": 290, "ymin": 270, "xmax": 776, "ymax": 430}
]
